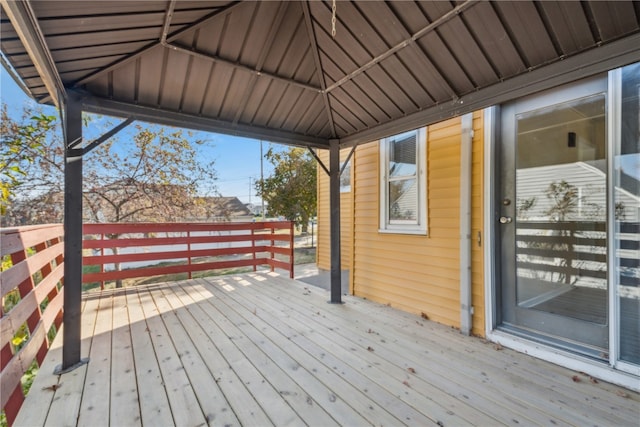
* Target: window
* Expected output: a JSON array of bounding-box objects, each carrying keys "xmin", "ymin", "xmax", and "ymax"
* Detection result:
[{"xmin": 379, "ymin": 128, "xmax": 427, "ymax": 234}]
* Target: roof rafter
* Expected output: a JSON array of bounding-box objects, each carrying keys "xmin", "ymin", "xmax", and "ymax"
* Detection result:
[
  {"xmin": 78, "ymin": 90, "xmax": 330, "ymax": 149},
  {"xmin": 1, "ymin": 0, "xmax": 65, "ymax": 107},
  {"xmin": 301, "ymin": 0, "xmax": 337, "ymax": 138},
  {"xmin": 324, "ymin": 0, "xmax": 479, "ymax": 94}
]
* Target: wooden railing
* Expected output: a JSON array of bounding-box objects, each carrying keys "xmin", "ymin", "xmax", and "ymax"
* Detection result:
[
  {"xmin": 1, "ymin": 221, "xmax": 294, "ymax": 424},
  {"xmin": 82, "ymin": 221, "xmax": 295, "ymax": 288},
  {"xmin": 517, "ymin": 221, "xmax": 639, "ymax": 287},
  {"xmin": 1, "ymin": 224, "xmax": 65, "ymax": 426}
]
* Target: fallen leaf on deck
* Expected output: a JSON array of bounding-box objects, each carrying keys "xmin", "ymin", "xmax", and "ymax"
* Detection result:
[
  {"xmin": 420, "ymin": 312, "xmax": 429, "ymax": 320},
  {"xmin": 494, "ymin": 343, "xmax": 503, "ymax": 351},
  {"xmin": 367, "ymin": 346, "xmax": 374, "ymax": 352},
  {"xmin": 407, "ymin": 367, "xmax": 416, "ymax": 374},
  {"xmin": 571, "ymin": 375, "xmax": 581, "ymax": 382},
  {"xmin": 589, "ymin": 377, "xmax": 598, "ymax": 384},
  {"xmin": 402, "ymin": 380, "xmax": 411, "ymax": 387},
  {"xmin": 616, "ymin": 390, "xmax": 629, "ymax": 398},
  {"xmin": 42, "ymin": 384, "xmax": 61, "ymax": 392}
]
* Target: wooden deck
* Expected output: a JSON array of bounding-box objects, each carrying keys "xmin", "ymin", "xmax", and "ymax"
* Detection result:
[{"xmin": 15, "ymin": 272, "xmax": 639, "ymax": 427}]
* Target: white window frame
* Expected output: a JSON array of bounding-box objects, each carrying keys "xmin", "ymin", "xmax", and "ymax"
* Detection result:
[{"xmin": 379, "ymin": 128, "xmax": 427, "ymax": 235}]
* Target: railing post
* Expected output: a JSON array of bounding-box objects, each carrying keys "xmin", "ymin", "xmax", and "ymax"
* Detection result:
[
  {"xmin": 58, "ymin": 92, "xmax": 89, "ymax": 374},
  {"xmin": 290, "ymin": 221, "xmax": 294, "ymax": 279},
  {"xmin": 270, "ymin": 225, "xmax": 275, "ymax": 273},
  {"xmin": 251, "ymin": 227, "xmax": 257, "ymax": 272},
  {"xmin": 100, "ymin": 232, "xmax": 105, "ymax": 290},
  {"xmin": 187, "ymin": 229, "xmax": 192, "ymax": 280}
]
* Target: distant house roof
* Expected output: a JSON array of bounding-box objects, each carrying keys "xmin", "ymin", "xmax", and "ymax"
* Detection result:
[{"xmin": 193, "ymin": 196, "xmax": 253, "ymax": 220}]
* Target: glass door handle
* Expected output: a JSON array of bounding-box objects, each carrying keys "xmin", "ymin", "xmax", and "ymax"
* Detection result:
[{"xmin": 499, "ymin": 216, "xmax": 512, "ymax": 224}]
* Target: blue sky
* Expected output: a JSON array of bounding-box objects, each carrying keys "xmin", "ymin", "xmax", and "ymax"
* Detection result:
[{"xmin": 0, "ymin": 69, "xmax": 280, "ymax": 204}]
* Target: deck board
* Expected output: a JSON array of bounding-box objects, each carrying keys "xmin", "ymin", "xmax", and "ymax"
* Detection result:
[
  {"xmin": 15, "ymin": 271, "xmax": 640, "ymax": 426},
  {"xmin": 166, "ymin": 283, "xmax": 276, "ymax": 426},
  {"xmin": 125, "ymin": 288, "xmax": 173, "ymax": 426},
  {"xmin": 248, "ymin": 274, "xmax": 634, "ymax": 426},
  {"xmin": 77, "ymin": 292, "xmax": 111, "ymax": 427},
  {"xmin": 110, "ymin": 289, "xmax": 141, "ymax": 426}
]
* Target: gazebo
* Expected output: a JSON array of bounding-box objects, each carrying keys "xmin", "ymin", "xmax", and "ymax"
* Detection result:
[{"xmin": 2, "ymin": 2, "xmax": 639, "ymax": 419}]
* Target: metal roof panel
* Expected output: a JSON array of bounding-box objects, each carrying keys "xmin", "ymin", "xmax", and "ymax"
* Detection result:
[{"xmin": 2, "ymin": 1, "xmax": 639, "ymax": 146}]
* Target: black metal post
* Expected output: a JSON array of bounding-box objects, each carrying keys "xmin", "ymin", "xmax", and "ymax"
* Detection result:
[
  {"xmin": 329, "ymin": 139, "xmax": 342, "ymax": 303},
  {"xmin": 56, "ymin": 93, "xmax": 89, "ymax": 374}
]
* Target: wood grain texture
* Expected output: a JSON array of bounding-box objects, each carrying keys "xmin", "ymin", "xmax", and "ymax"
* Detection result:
[{"xmin": 18, "ymin": 272, "xmax": 638, "ymax": 426}]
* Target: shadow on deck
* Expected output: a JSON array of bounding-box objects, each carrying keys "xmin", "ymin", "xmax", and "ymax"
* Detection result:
[{"xmin": 16, "ymin": 272, "xmax": 639, "ymax": 426}]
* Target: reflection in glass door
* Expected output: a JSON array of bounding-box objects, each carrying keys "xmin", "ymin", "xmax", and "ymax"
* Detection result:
[
  {"xmin": 499, "ymin": 77, "xmax": 609, "ymax": 357},
  {"xmin": 615, "ymin": 63, "xmax": 640, "ymax": 366}
]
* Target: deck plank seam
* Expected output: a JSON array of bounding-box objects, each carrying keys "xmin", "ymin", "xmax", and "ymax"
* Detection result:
[{"xmin": 196, "ymin": 277, "xmax": 430, "ymax": 427}]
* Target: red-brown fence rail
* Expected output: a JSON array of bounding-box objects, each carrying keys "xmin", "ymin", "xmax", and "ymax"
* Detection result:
[
  {"xmin": 1, "ymin": 224, "xmax": 65, "ymax": 426},
  {"xmin": 82, "ymin": 221, "xmax": 295, "ymax": 288}
]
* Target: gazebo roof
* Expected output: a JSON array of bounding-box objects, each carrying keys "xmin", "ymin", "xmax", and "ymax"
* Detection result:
[{"xmin": 2, "ymin": 1, "xmax": 640, "ymax": 148}]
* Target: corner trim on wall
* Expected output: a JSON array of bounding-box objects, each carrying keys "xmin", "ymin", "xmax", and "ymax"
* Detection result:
[{"xmin": 460, "ymin": 113, "xmax": 474, "ymax": 335}]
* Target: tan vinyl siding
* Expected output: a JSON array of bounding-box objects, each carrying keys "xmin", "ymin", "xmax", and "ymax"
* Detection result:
[
  {"xmin": 316, "ymin": 150, "xmax": 353, "ymax": 272},
  {"xmin": 317, "ymin": 111, "xmax": 485, "ymax": 335}
]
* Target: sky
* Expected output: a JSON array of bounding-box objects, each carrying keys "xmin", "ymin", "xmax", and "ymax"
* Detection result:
[{"xmin": 0, "ymin": 69, "xmax": 282, "ymax": 205}]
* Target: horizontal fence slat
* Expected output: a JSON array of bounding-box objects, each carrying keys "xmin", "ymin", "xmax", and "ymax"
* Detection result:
[
  {"xmin": 0, "ymin": 241, "xmax": 64, "ymax": 299},
  {"xmin": 268, "ymin": 259, "xmax": 291, "ymax": 271},
  {"xmin": 0, "ymin": 225, "xmax": 63, "ymax": 256},
  {"xmin": 0, "ymin": 291, "xmax": 39, "ymax": 350},
  {"xmin": 83, "ymin": 257, "xmax": 268, "ymax": 283},
  {"xmin": 0, "ymin": 320, "xmax": 46, "ymax": 410},
  {"xmin": 82, "ymin": 233, "xmax": 291, "ymax": 249},
  {"xmin": 40, "ymin": 289, "xmax": 63, "ymax": 335}
]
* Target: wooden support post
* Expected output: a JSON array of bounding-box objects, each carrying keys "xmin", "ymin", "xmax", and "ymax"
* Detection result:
[
  {"xmin": 57, "ymin": 93, "xmax": 89, "ymax": 374},
  {"xmin": 329, "ymin": 139, "xmax": 342, "ymax": 303}
]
